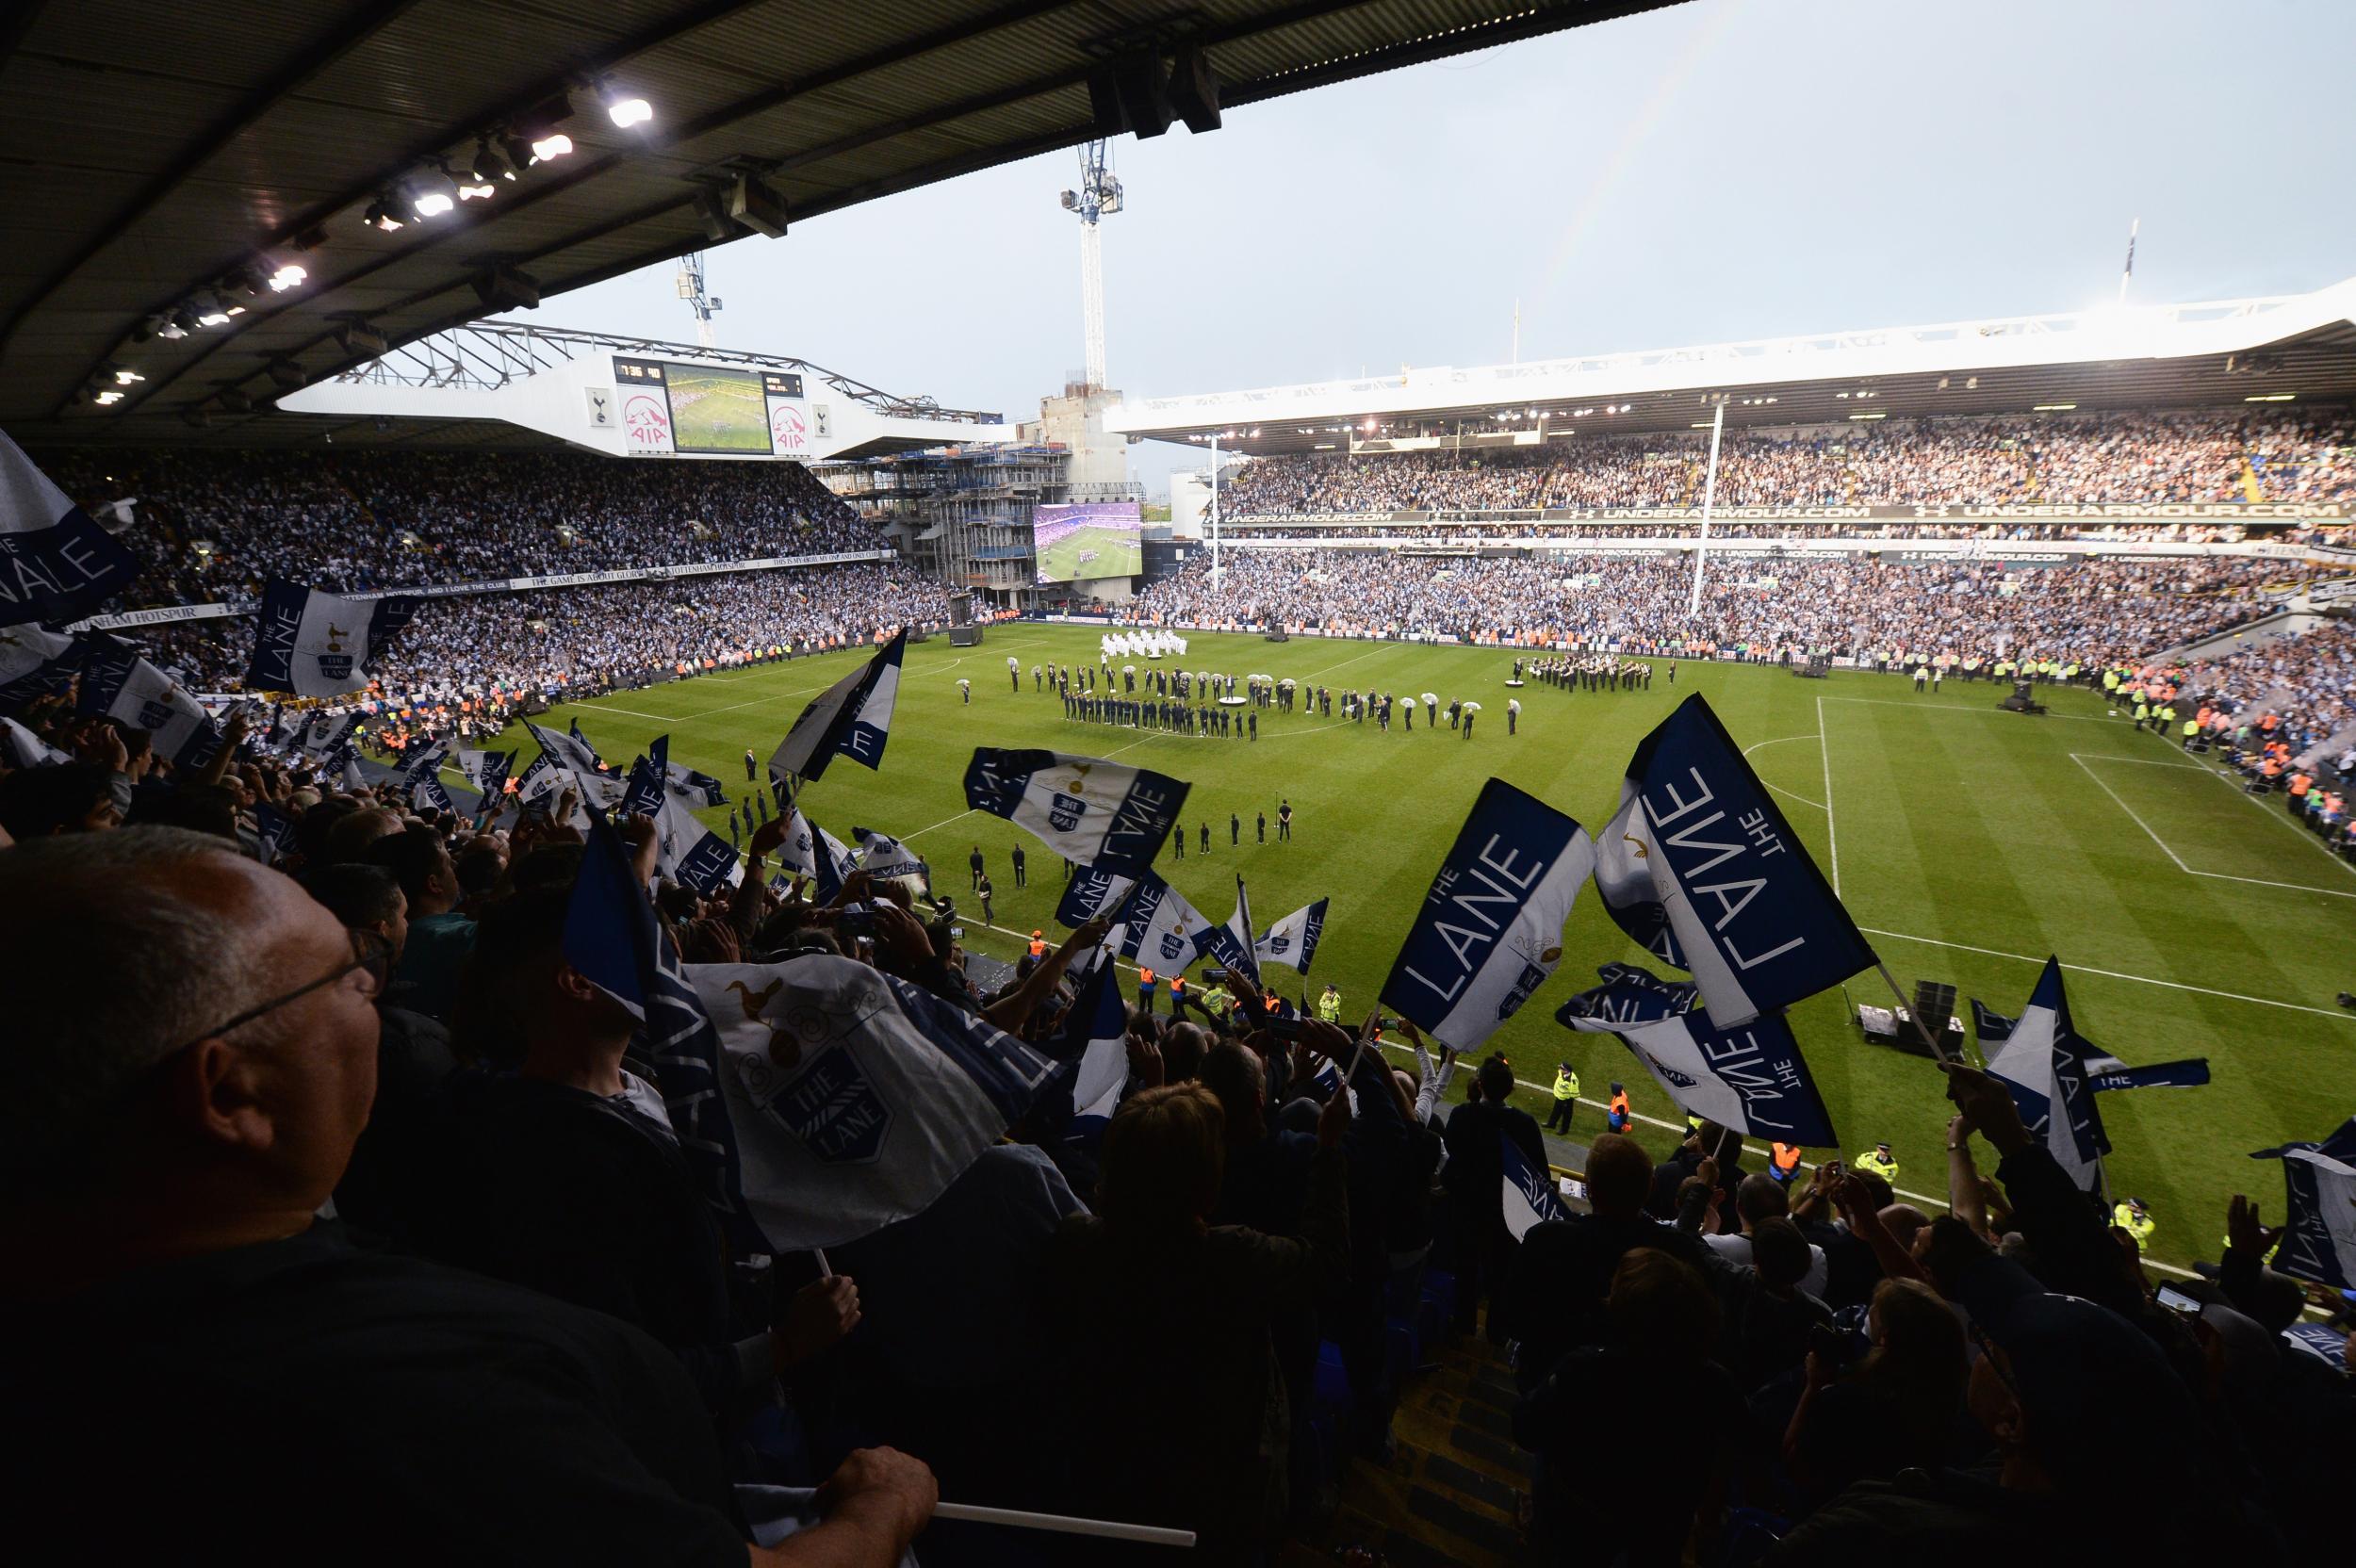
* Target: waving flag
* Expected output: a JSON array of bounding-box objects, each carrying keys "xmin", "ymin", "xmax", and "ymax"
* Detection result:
[
  {"xmin": 1594, "ymin": 694, "xmax": 1873, "ymax": 1028},
  {"xmin": 1057, "ymin": 866, "xmax": 1135, "ymax": 929},
  {"xmin": 851, "ymin": 826, "xmax": 924, "ymax": 884},
  {"xmin": 0, "ymin": 624, "xmax": 78, "ymax": 713},
  {"xmin": 665, "ymin": 757, "xmax": 730, "ymax": 808},
  {"xmin": 411, "ymin": 775, "xmax": 456, "ymax": 814},
  {"xmin": 684, "ymin": 954, "xmax": 1060, "ymax": 1250},
  {"xmin": 1055, "ymin": 951, "xmax": 1132, "ymax": 1129},
  {"xmin": 1557, "ymin": 963, "xmax": 1839, "ymax": 1147},
  {"xmin": 774, "ymin": 803, "xmax": 854, "ymax": 901},
  {"xmin": 1115, "ymin": 872, "xmax": 1219, "ymax": 969},
  {"xmin": 2251, "ymin": 1118, "xmax": 2356, "ymax": 1290},
  {"xmin": 1209, "ymin": 875, "xmax": 1261, "ymax": 988},
  {"xmin": 252, "ymin": 800, "xmax": 301, "ymax": 864},
  {"xmin": 0, "ymin": 429, "xmax": 140, "ymax": 626},
  {"xmin": 0, "ymin": 714, "xmax": 69, "ymax": 768},
  {"xmin": 1380, "ymin": 776, "xmax": 1595, "ymax": 1052},
  {"xmin": 242, "ymin": 579, "xmax": 418, "ymax": 697},
  {"xmin": 74, "ymin": 640, "xmax": 221, "ymax": 768},
  {"xmin": 1975, "ymin": 957, "xmax": 2107, "ymax": 1191},
  {"xmin": 456, "ymin": 747, "xmax": 514, "ymax": 798},
  {"xmin": 1255, "ymin": 897, "xmax": 1330, "ymax": 975},
  {"xmin": 1986, "ymin": 994, "xmax": 2213, "ymax": 1094},
  {"xmin": 768, "ymin": 631, "xmax": 906, "ymax": 784},
  {"xmin": 1502, "ymin": 1130, "xmax": 1570, "ymax": 1241},
  {"xmin": 963, "ymin": 747, "xmax": 1189, "ymax": 874},
  {"xmin": 563, "ymin": 808, "xmax": 769, "ymax": 1252}
]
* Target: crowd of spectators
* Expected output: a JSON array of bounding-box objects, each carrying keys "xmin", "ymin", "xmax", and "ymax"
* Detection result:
[
  {"xmin": 1218, "ymin": 519, "xmax": 2348, "ymax": 545},
  {"xmin": 2180, "ymin": 619, "xmax": 2356, "ymax": 763},
  {"xmin": 136, "ymin": 563, "xmax": 950, "ymax": 703},
  {"xmin": 1135, "ymin": 548, "xmax": 2303, "ymax": 667},
  {"xmin": 1214, "ymin": 411, "xmax": 2355, "ymax": 518},
  {"xmin": 41, "ymin": 448, "xmax": 874, "ymax": 606},
  {"xmin": 0, "ymin": 710, "xmax": 2347, "ymax": 1562}
]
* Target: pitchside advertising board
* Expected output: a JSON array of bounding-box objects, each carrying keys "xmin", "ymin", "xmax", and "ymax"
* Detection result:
[{"xmin": 609, "ymin": 356, "xmax": 822, "ymax": 459}]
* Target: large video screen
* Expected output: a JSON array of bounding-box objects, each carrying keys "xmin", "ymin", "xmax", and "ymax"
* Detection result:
[
  {"xmin": 1034, "ymin": 502, "xmax": 1143, "ymax": 583},
  {"xmin": 663, "ymin": 364, "xmax": 774, "ymax": 455}
]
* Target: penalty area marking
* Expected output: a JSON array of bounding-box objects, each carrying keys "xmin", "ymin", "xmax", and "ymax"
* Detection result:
[
  {"xmin": 1741, "ymin": 733, "xmax": 1827, "ymax": 810},
  {"xmin": 2070, "ymin": 754, "xmax": 2355, "ymax": 901},
  {"xmin": 1862, "ymin": 926, "xmax": 2355, "ymax": 1023}
]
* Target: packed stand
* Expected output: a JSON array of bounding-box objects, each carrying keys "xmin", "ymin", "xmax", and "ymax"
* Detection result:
[
  {"xmin": 1215, "ymin": 411, "xmax": 2356, "ymax": 517},
  {"xmin": 135, "ymin": 563, "xmax": 950, "ymax": 703},
  {"xmin": 1, "ymin": 687, "xmax": 2348, "ymax": 1564},
  {"xmin": 1136, "ymin": 547, "xmax": 2300, "ymax": 667},
  {"xmin": 41, "ymin": 448, "xmax": 874, "ymax": 606}
]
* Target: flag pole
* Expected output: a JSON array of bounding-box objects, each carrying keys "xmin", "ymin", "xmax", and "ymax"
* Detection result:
[
  {"xmin": 932, "ymin": 1502, "xmax": 1195, "ymax": 1547},
  {"xmin": 1873, "ymin": 960, "xmax": 1958, "ymax": 1065}
]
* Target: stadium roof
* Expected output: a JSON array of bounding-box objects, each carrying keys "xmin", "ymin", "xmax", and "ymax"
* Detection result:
[
  {"xmin": 1109, "ymin": 277, "xmax": 2356, "ymax": 455},
  {"xmin": 0, "ymin": 0, "xmax": 1691, "ymax": 449}
]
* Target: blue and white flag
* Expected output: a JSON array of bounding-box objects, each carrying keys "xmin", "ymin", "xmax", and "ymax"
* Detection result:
[
  {"xmin": 1255, "ymin": 897, "xmax": 1329, "ymax": 975},
  {"xmin": 963, "ymin": 747, "xmax": 1189, "ymax": 876},
  {"xmin": 653, "ymin": 791, "xmax": 742, "ymax": 896},
  {"xmin": 1557, "ymin": 963, "xmax": 1841, "ymax": 1147},
  {"xmin": 621, "ymin": 750, "xmax": 669, "ymax": 821},
  {"xmin": 1593, "ymin": 694, "xmax": 1874, "ymax": 1028},
  {"xmin": 767, "ymin": 631, "xmax": 905, "ymax": 783},
  {"xmin": 411, "ymin": 775, "xmax": 456, "ymax": 814},
  {"xmin": 0, "ymin": 429, "xmax": 140, "ymax": 626},
  {"xmin": 686, "ymin": 953, "xmax": 1061, "ymax": 1250},
  {"xmin": 252, "ymin": 800, "xmax": 301, "ymax": 864},
  {"xmin": 0, "ymin": 714, "xmax": 70, "ymax": 768},
  {"xmin": 666, "ymin": 757, "xmax": 730, "ymax": 808},
  {"xmin": 0, "ymin": 624, "xmax": 79, "ymax": 714},
  {"xmin": 774, "ymin": 803, "xmax": 854, "ymax": 901},
  {"xmin": 1502, "ymin": 1130, "xmax": 1570, "ymax": 1242},
  {"xmin": 1976, "ymin": 957, "xmax": 2107, "ymax": 1191},
  {"xmin": 1115, "ymin": 871, "xmax": 1219, "ymax": 970},
  {"xmin": 1055, "ymin": 950, "xmax": 1132, "ymax": 1129},
  {"xmin": 456, "ymin": 747, "xmax": 513, "ymax": 798},
  {"xmin": 1214, "ymin": 875, "xmax": 1261, "ymax": 988},
  {"xmin": 527, "ymin": 717, "xmax": 604, "ymax": 779},
  {"xmin": 2251, "ymin": 1117, "xmax": 2356, "ymax": 1290},
  {"xmin": 1380, "ymin": 776, "xmax": 1595, "ymax": 1053},
  {"xmin": 1057, "ymin": 866, "xmax": 1135, "ymax": 929},
  {"xmin": 852, "ymin": 826, "xmax": 924, "ymax": 884},
  {"xmin": 242, "ymin": 578, "xmax": 417, "ymax": 697},
  {"xmin": 2084, "ymin": 1057, "xmax": 2211, "ymax": 1093},
  {"xmin": 297, "ymin": 710, "xmax": 360, "ymax": 760},
  {"xmin": 563, "ymin": 808, "xmax": 769, "ymax": 1252},
  {"xmin": 74, "ymin": 640, "xmax": 221, "ymax": 767},
  {"xmin": 400, "ymin": 738, "xmax": 450, "ymax": 789}
]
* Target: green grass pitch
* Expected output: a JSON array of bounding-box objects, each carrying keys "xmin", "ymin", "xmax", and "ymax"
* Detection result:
[
  {"xmin": 490, "ymin": 627, "xmax": 2356, "ymax": 1275},
  {"xmin": 1034, "ymin": 525, "xmax": 1143, "ymax": 582},
  {"xmin": 663, "ymin": 367, "xmax": 771, "ymax": 453}
]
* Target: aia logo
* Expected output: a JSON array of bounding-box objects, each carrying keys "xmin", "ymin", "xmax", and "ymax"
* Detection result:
[
  {"xmin": 770, "ymin": 401, "xmax": 809, "ymax": 451},
  {"xmin": 623, "ymin": 393, "xmax": 671, "ymax": 447}
]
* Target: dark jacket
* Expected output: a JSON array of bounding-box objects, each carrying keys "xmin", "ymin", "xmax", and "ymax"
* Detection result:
[{"xmin": 1039, "ymin": 1146, "xmax": 1350, "ymax": 1560}]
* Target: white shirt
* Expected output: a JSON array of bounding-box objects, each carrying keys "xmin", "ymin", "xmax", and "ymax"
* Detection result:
[{"xmin": 1705, "ymin": 1229, "xmax": 1830, "ymax": 1300}]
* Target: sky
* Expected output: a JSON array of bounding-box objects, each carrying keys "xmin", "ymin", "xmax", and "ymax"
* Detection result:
[{"xmin": 526, "ymin": 0, "xmax": 2356, "ymax": 496}]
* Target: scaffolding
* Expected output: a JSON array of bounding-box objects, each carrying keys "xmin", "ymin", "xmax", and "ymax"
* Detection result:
[{"xmin": 816, "ymin": 446, "xmax": 1072, "ymax": 609}]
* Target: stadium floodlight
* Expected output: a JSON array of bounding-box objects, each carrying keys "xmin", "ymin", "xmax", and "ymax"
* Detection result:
[
  {"xmin": 472, "ymin": 139, "xmax": 517, "ymax": 185},
  {"xmin": 2244, "ymin": 392, "xmax": 2296, "ymax": 402},
  {"xmin": 512, "ymin": 93, "xmax": 575, "ymax": 163},
  {"xmin": 365, "ymin": 197, "xmax": 404, "ymax": 232},
  {"xmin": 2032, "ymin": 402, "xmax": 2076, "ymax": 412},
  {"xmin": 268, "ymin": 263, "xmax": 306, "ymax": 291},
  {"xmin": 93, "ymin": 388, "xmax": 123, "ymax": 405},
  {"xmin": 194, "ymin": 293, "xmax": 238, "ymax": 327},
  {"xmin": 529, "ymin": 131, "xmax": 574, "ymax": 163},
  {"xmin": 107, "ymin": 365, "xmax": 143, "ymax": 384},
  {"xmin": 336, "ymin": 319, "xmax": 389, "ymax": 357},
  {"xmin": 600, "ymin": 83, "xmax": 653, "ymax": 127},
  {"xmin": 397, "ymin": 168, "xmax": 460, "ymax": 220}
]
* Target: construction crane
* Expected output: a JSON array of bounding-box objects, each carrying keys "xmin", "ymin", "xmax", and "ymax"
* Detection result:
[
  {"xmin": 675, "ymin": 252, "xmax": 720, "ymax": 348},
  {"xmin": 1058, "ymin": 141, "xmax": 1121, "ymax": 391}
]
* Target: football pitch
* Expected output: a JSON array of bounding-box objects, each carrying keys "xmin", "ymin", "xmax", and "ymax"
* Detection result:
[
  {"xmin": 1035, "ymin": 525, "xmax": 1142, "ymax": 582},
  {"xmin": 500, "ymin": 628, "xmax": 2356, "ymax": 1274},
  {"xmin": 664, "ymin": 367, "xmax": 770, "ymax": 453}
]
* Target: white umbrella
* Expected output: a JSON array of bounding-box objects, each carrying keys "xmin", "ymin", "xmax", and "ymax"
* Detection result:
[
  {"xmin": 1461, "ymin": 701, "xmax": 1482, "ymax": 711},
  {"xmin": 1421, "ymin": 692, "xmax": 1439, "ymax": 706},
  {"xmin": 1278, "ymin": 677, "xmax": 1297, "ymax": 687},
  {"xmin": 1250, "ymin": 674, "xmax": 1271, "ymax": 683},
  {"xmin": 1122, "ymin": 663, "xmax": 1136, "ymax": 673}
]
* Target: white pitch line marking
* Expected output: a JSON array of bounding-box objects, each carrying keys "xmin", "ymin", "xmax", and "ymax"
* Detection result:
[
  {"xmin": 1817, "ymin": 695, "xmax": 1840, "ymax": 893},
  {"xmin": 2070, "ymin": 754, "xmax": 2356, "ymax": 900},
  {"xmin": 1742, "ymin": 732, "xmax": 1827, "ymax": 809},
  {"xmin": 1861, "ymin": 927, "xmax": 2355, "ymax": 1022},
  {"xmin": 1821, "ymin": 695, "xmax": 2116, "ymax": 723},
  {"xmin": 902, "ymin": 808, "xmax": 977, "ymax": 841}
]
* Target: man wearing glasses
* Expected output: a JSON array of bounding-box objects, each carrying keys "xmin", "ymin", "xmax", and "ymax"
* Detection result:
[{"xmin": 0, "ymin": 827, "xmax": 934, "ymax": 1566}]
